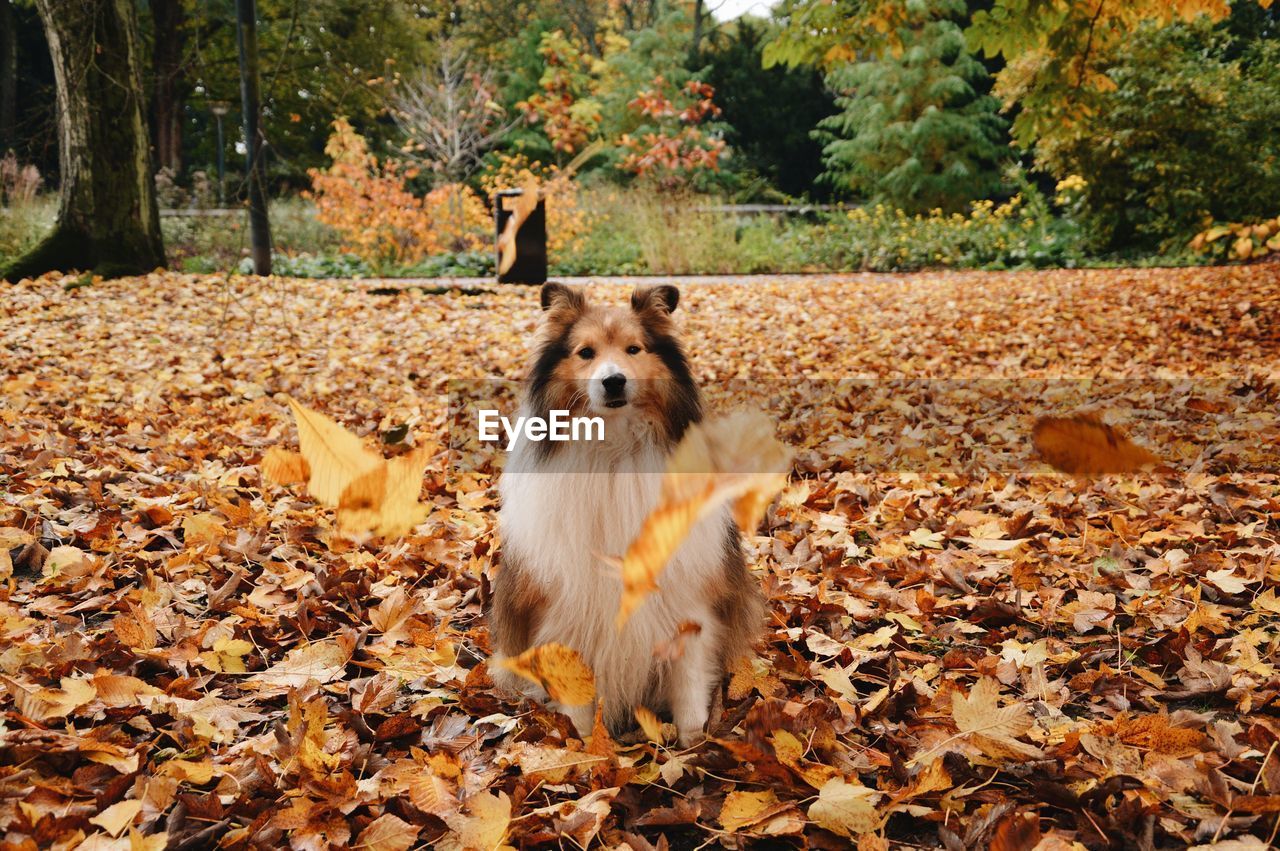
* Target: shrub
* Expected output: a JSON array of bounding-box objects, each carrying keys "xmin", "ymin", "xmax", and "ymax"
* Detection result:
[
  {"xmin": 1189, "ymin": 216, "xmax": 1280, "ymax": 263},
  {"xmin": 813, "ymin": 182, "xmax": 1082, "ymax": 271},
  {"xmin": 1038, "ymin": 21, "xmax": 1280, "ymax": 251},
  {"xmin": 306, "ymin": 118, "xmax": 489, "ymax": 266},
  {"xmin": 815, "ymin": 3, "xmax": 1009, "ymax": 213}
]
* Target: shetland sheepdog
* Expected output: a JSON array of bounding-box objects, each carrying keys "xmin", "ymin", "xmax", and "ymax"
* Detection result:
[{"xmin": 489, "ymin": 283, "xmax": 763, "ymax": 745}]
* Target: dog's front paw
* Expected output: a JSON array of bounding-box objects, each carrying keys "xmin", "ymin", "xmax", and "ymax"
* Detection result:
[{"xmin": 676, "ymin": 728, "xmax": 706, "ymax": 749}]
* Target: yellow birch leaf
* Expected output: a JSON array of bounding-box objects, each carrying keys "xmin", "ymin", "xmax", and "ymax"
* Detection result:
[
  {"xmin": 721, "ymin": 790, "xmax": 782, "ymax": 833},
  {"xmin": 355, "ymin": 813, "xmax": 419, "ymax": 851},
  {"xmin": 614, "ymin": 412, "xmax": 790, "ymax": 627},
  {"xmin": 337, "ymin": 444, "xmax": 433, "ymax": 538},
  {"xmin": 499, "ymin": 643, "xmax": 595, "ymax": 706},
  {"xmin": 286, "ymin": 397, "xmax": 381, "ymax": 506},
  {"xmin": 634, "ymin": 706, "xmax": 665, "ymax": 743}
]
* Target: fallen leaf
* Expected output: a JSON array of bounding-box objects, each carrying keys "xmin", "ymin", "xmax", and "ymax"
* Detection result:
[{"xmin": 89, "ymin": 799, "xmax": 141, "ymax": 838}]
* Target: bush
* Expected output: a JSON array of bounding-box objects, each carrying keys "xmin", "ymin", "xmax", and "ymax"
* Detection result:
[
  {"xmin": 165, "ymin": 197, "xmax": 343, "ymax": 272},
  {"xmin": 1039, "ymin": 21, "xmax": 1280, "ymax": 251},
  {"xmin": 237, "ymin": 252, "xmax": 374, "ymax": 278},
  {"xmin": 306, "ymin": 118, "xmax": 489, "ymax": 265},
  {"xmin": 812, "ymin": 181, "xmax": 1082, "ymax": 272}
]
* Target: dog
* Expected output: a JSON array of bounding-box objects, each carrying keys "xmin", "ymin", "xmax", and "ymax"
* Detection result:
[{"xmin": 489, "ymin": 283, "xmax": 763, "ymax": 745}]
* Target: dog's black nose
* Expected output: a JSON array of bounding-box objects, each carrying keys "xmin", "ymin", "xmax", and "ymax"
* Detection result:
[{"xmin": 602, "ymin": 373, "xmax": 627, "ymax": 394}]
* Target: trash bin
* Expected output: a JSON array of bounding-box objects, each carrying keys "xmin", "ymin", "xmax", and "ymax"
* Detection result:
[{"xmin": 494, "ymin": 189, "xmax": 547, "ymax": 285}]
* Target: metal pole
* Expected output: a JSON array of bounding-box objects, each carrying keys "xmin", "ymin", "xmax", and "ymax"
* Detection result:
[
  {"xmin": 235, "ymin": 0, "xmax": 272, "ymax": 274},
  {"xmin": 214, "ymin": 112, "xmax": 225, "ymax": 206}
]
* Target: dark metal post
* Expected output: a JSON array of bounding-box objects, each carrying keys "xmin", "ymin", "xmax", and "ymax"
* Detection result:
[
  {"xmin": 210, "ymin": 101, "xmax": 229, "ymax": 207},
  {"xmin": 235, "ymin": 0, "xmax": 271, "ymax": 274}
]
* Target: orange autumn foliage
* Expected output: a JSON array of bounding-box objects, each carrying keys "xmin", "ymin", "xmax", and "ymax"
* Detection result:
[{"xmin": 306, "ymin": 118, "xmax": 489, "ymax": 265}]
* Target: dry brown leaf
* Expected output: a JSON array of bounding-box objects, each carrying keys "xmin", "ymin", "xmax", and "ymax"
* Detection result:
[
  {"xmin": 250, "ymin": 639, "xmax": 352, "ymax": 690},
  {"xmin": 355, "ymin": 813, "xmax": 419, "ymax": 851},
  {"xmin": 499, "ymin": 643, "xmax": 595, "ymax": 706},
  {"xmin": 613, "ymin": 411, "xmax": 790, "ymax": 627},
  {"xmin": 441, "ymin": 790, "xmax": 512, "ymax": 851},
  {"xmin": 948, "ymin": 677, "xmax": 1044, "ymax": 761},
  {"xmin": 807, "ymin": 778, "xmax": 880, "ymax": 839},
  {"xmin": 1032, "ymin": 414, "xmax": 1159, "ymax": 474}
]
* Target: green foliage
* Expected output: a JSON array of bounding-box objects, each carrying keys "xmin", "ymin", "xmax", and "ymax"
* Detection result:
[
  {"xmin": 0, "ymin": 196, "xmax": 55, "ymax": 268},
  {"xmin": 396, "ymin": 250, "xmax": 496, "ymax": 277},
  {"xmin": 965, "ymin": 0, "xmax": 1237, "ymax": 150},
  {"xmin": 178, "ymin": 0, "xmax": 440, "ymax": 182},
  {"xmin": 237, "ymin": 252, "xmax": 374, "ymax": 278},
  {"xmin": 700, "ymin": 18, "xmax": 835, "ymax": 198},
  {"xmin": 816, "ymin": 8, "xmax": 1010, "ymax": 213},
  {"xmin": 1039, "ymin": 20, "xmax": 1280, "ymax": 250},
  {"xmin": 763, "ymin": 0, "xmax": 920, "ymax": 70},
  {"xmin": 812, "ymin": 187, "xmax": 1082, "ymax": 272}
]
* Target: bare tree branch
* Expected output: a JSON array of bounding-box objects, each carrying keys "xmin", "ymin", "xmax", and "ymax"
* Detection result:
[{"xmin": 390, "ymin": 42, "xmax": 520, "ymax": 184}]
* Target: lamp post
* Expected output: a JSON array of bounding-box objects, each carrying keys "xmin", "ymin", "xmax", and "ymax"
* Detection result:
[{"xmin": 209, "ymin": 100, "xmax": 230, "ymax": 207}]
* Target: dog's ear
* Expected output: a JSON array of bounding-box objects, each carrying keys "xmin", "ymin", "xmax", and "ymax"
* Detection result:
[
  {"xmin": 541, "ymin": 282, "xmax": 585, "ymax": 313},
  {"xmin": 631, "ymin": 285, "xmax": 679, "ymax": 315}
]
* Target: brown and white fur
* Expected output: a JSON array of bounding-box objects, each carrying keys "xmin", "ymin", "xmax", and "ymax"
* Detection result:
[{"xmin": 489, "ymin": 283, "xmax": 763, "ymax": 745}]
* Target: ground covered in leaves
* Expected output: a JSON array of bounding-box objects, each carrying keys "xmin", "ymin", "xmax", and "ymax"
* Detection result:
[{"xmin": 2, "ymin": 265, "xmax": 1279, "ymax": 850}]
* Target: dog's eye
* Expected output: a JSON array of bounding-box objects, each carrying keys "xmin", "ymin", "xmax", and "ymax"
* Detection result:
[
  {"xmin": 626, "ymin": 345, "xmax": 642, "ymax": 355},
  {"xmin": 578, "ymin": 347, "xmax": 595, "ymax": 360}
]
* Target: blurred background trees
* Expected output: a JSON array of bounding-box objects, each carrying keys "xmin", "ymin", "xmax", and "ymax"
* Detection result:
[{"xmin": 1, "ymin": 0, "xmax": 1278, "ymax": 276}]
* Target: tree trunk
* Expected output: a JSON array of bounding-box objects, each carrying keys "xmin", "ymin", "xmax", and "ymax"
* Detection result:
[
  {"xmin": 151, "ymin": 0, "xmax": 184, "ymax": 174},
  {"xmin": 690, "ymin": 0, "xmax": 705, "ymax": 64},
  {"xmin": 4, "ymin": 0, "xmax": 164, "ymax": 281},
  {"xmin": 236, "ymin": 0, "xmax": 271, "ymax": 275},
  {"xmin": 0, "ymin": 0, "xmax": 16, "ymax": 152}
]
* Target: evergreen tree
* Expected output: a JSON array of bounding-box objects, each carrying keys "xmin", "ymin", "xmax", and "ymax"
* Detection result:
[{"xmin": 816, "ymin": 2, "xmax": 1008, "ymax": 213}]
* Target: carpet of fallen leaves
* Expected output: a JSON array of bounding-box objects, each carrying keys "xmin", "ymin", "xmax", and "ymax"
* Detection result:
[{"xmin": 2, "ymin": 265, "xmax": 1280, "ymax": 851}]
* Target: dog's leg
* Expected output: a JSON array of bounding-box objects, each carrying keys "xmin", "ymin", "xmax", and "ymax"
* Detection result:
[
  {"xmin": 560, "ymin": 700, "xmax": 596, "ymax": 740},
  {"xmin": 669, "ymin": 630, "xmax": 717, "ymax": 747}
]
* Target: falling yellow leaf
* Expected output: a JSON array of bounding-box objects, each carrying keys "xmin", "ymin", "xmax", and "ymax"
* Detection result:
[
  {"xmin": 634, "ymin": 706, "xmax": 666, "ymax": 743},
  {"xmin": 261, "ymin": 447, "xmax": 310, "ymax": 485},
  {"xmin": 337, "ymin": 444, "xmax": 433, "ymax": 538},
  {"xmin": 1032, "ymin": 413, "xmax": 1159, "ymax": 475},
  {"xmin": 275, "ymin": 398, "xmax": 432, "ymax": 538},
  {"xmin": 286, "ymin": 397, "xmax": 381, "ymax": 506},
  {"xmin": 613, "ymin": 411, "xmax": 791, "ymax": 627},
  {"xmin": 499, "ymin": 643, "xmax": 595, "ymax": 706},
  {"xmin": 497, "ymin": 177, "xmax": 539, "ymax": 275}
]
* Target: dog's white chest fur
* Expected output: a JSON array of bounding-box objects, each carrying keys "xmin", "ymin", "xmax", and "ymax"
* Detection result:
[{"xmin": 498, "ymin": 434, "xmax": 727, "ymax": 726}]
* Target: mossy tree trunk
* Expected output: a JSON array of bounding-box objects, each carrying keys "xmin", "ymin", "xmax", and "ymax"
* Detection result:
[{"xmin": 4, "ymin": 0, "xmax": 165, "ymax": 281}]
